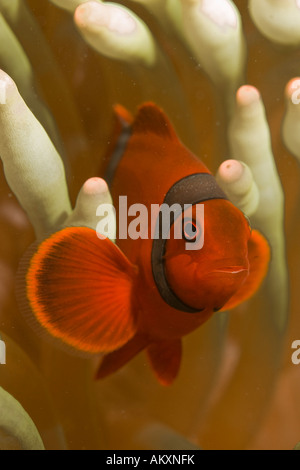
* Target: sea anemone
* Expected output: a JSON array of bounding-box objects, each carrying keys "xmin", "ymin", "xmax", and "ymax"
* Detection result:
[{"xmin": 0, "ymin": 0, "xmax": 299, "ymax": 450}]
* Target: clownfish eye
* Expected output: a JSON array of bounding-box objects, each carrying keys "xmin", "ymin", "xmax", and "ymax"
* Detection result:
[{"xmin": 182, "ymin": 219, "xmax": 200, "ymax": 242}]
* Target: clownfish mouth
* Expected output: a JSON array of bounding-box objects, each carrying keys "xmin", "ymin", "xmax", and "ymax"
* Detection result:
[{"xmin": 214, "ymin": 266, "xmax": 248, "ymax": 274}]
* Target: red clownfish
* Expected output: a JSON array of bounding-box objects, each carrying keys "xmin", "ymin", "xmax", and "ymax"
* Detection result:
[{"xmin": 25, "ymin": 103, "xmax": 270, "ymax": 385}]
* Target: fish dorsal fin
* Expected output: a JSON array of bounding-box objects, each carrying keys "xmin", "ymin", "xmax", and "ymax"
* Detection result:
[
  {"xmin": 132, "ymin": 103, "xmax": 176, "ymax": 140},
  {"xmin": 113, "ymin": 104, "xmax": 133, "ymax": 126}
]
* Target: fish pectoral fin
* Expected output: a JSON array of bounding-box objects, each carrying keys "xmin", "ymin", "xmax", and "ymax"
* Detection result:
[
  {"xmin": 96, "ymin": 334, "xmax": 148, "ymax": 380},
  {"xmin": 24, "ymin": 226, "xmax": 138, "ymax": 354},
  {"xmin": 220, "ymin": 229, "xmax": 271, "ymax": 311},
  {"xmin": 147, "ymin": 339, "xmax": 182, "ymax": 386}
]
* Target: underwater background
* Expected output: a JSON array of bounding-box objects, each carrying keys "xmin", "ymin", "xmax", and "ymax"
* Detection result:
[{"xmin": 0, "ymin": 0, "xmax": 300, "ymax": 450}]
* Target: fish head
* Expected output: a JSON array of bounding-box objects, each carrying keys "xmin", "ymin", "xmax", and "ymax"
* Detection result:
[{"xmin": 163, "ymin": 199, "xmax": 252, "ymax": 312}]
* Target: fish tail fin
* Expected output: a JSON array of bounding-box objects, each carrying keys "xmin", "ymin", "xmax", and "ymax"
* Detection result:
[{"xmin": 147, "ymin": 339, "xmax": 182, "ymax": 386}]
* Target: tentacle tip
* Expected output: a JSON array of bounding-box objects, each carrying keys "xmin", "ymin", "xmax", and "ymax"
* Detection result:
[
  {"xmin": 201, "ymin": 0, "xmax": 238, "ymax": 30},
  {"xmin": 218, "ymin": 159, "xmax": 244, "ymax": 183},
  {"xmin": 74, "ymin": 2, "xmax": 92, "ymax": 27},
  {"xmin": 82, "ymin": 177, "xmax": 109, "ymax": 195},
  {"xmin": 0, "ymin": 69, "xmax": 17, "ymax": 104},
  {"xmin": 75, "ymin": 1, "xmax": 137, "ymax": 36},
  {"xmin": 236, "ymin": 85, "xmax": 260, "ymax": 107},
  {"xmin": 285, "ymin": 77, "xmax": 300, "ymax": 102}
]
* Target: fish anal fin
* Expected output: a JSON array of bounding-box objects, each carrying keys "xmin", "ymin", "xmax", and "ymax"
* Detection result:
[
  {"xmin": 96, "ymin": 334, "xmax": 148, "ymax": 379},
  {"xmin": 220, "ymin": 229, "xmax": 271, "ymax": 311},
  {"xmin": 147, "ymin": 339, "xmax": 182, "ymax": 386},
  {"xmin": 133, "ymin": 103, "xmax": 176, "ymax": 140},
  {"xmin": 25, "ymin": 227, "xmax": 138, "ymax": 354}
]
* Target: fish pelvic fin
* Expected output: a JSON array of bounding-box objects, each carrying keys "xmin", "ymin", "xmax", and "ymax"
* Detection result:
[
  {"xmin": 96, "ymin": 334, "xmax": 148, "ymax": 380},
  {"xmin": 147, "ymin": 339, "xmax": 182, "ymax": 386}
]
